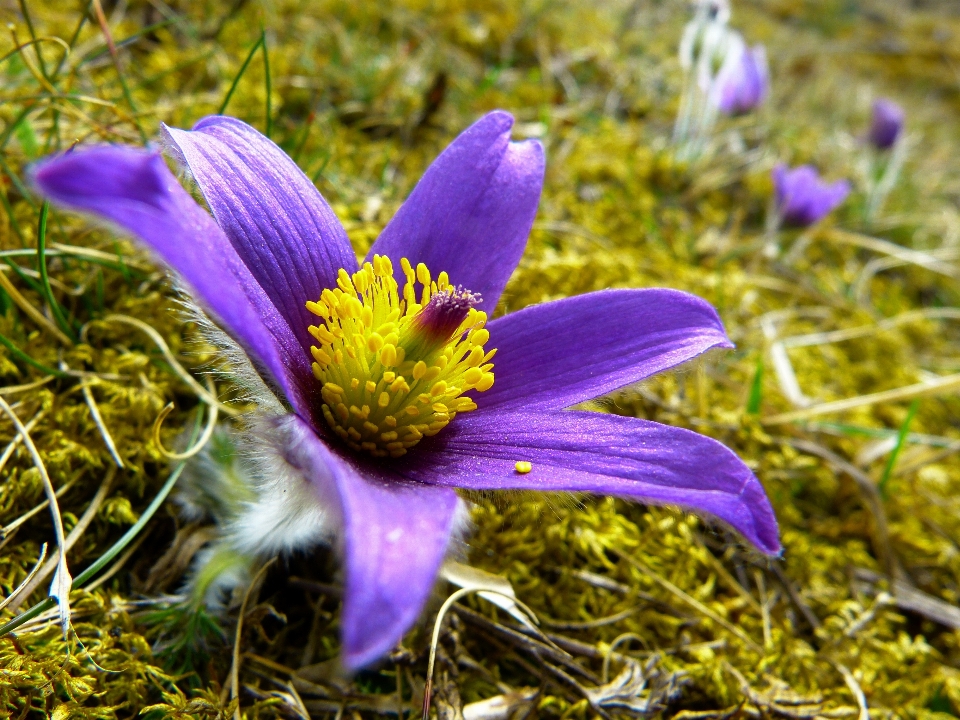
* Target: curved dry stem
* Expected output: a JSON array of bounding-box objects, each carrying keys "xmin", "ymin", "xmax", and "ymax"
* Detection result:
[
  {"xmin": 0, "ymin": 395, "xmax": 71, "ymax": 636},
  {"xmin": 423, "ymin": 587, "xmax": 540, "ymax": 720},
  {"xmin": 92, "ymin": 314, "xmax": 239, "ymax": 416},
  {"xmin": 151, "ymin": 378, "xmax": 219, "ymax": 460},
  {"xmin": 601, "ymin": 632, "xmax": 647, "ymax": 684}
]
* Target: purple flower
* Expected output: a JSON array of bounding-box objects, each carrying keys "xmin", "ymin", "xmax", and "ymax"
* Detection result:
[
  {"xmin": 773, "ymin": 163, "xmax": 850, "ymax": 227},
  {"xmin": 33, "ymin": 112, "xmax": 779, "ymax": 669},
  {"xmin": 712, "ymin": 43, "xmax": 769, "ymax": 116},
  {"xmin": 868, "ymin": 98, "xmax": 904, "ymax": 150}
]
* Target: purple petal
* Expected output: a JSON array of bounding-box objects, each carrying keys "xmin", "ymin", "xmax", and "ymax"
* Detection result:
[
  {"xmin": 162, "ymin": 116, "xmax": 358, "ymax": 352},
  {"xmin": 773, "ymin": 163, "xmax": 850, "ymax": 227},
  {"xmin": 400, "ymin": 410, "xmax": 780, "ymax": 555},
  {"xmin": 715, "ymin": 44, "xmax": 768, "ymax": 115},
  {"xmin": 869, "ymin": 98, "xmax": 904, "ymax": 150},
  {"xmin": 367, "ymin": 111, "xmax": 544, "ymax": 312},
  {"xmin": 282, "ymin": 416, "xmax": 462, "ymax": 669},
  {"xmin": 477, "ymin": 289, "xmax": 733, "ymax": 412},
  {"xmin": 31, "ymin": 146, "xmax": 317, "ymax": 417}
]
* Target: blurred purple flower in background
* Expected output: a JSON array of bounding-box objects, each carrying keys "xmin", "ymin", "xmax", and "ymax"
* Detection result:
[
  {"xmin": 773, "ymin": 163, "xmax": 850, "ymax": 227},
  {"xmin": 33, "ymin": 111, "xmax": 780, "ymax": 669},
  {"xmin": 868, "ymin": 97, "xmax": 905, "ymax": 150},
  {"xmin": 713, "ymin": 43, "xmax": 769, "ymax": 116}
]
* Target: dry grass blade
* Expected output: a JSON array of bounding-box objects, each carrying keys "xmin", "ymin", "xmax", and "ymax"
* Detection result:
[
  {"xmin": 0, "ymin": 407, "xmax": 45, "ymax": 477},
  {"xmin": 0, "ymin": 376, "xmax": 55, "ymax": 396},
  {"xmin": 0, "ymin": 395, "xmax": 71, "ymax": 637},
  {"xmin": 7, "ymin": 466, "xmax": 115, "ymax": 613},
  {"xmin": 611, "ymin": 549, "xmax": 764, "ymax": 654},
  {"xmin": 785, "ymin": 438, "xmax": 899, "ymax": 579},
  {"xmin": 779, "ymin": 308, "xmax": 960, "ymax": 350},
  {"xmin": 0, "ymin": 266, "xmax": 73, "ymax": 346},
  {"xmin": 763, "ymin": 372, "xmax": 960, "ymax": 425},
  {"xmin": 0, "ymin": 476, "xmax": 74, "ymax": 542},
  {"xmin": 82, "ymin": 532, "xmax": 147, "ymax": 593},
  {"xmin": 0, "ymin": 543, "xmax": 47, "ymax": 613},
  {"xmin": 81, "ymin": 379, "xmax": 124, "ymax": 468},
  {"xmin": 423, "ymin": 587, "xmax": 541, "ymax": 720},
  {"xmin": 833, "ymin": 664, "xmax": 870, "ymax": 720},
  {"xmin": 151, "ymin": 381, "xmax": 219, "ymax": 460},
  {"xmin": 95, "ymin": 314, "xmax": 239, "ymax": 416},
  {"xmin": 225, "ymin": 557, "xmax": 277, "ymax": 720}
]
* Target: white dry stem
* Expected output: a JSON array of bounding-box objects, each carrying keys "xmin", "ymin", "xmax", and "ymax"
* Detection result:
[
  {"xmin": 0, "ymin": 395, "xmax": 72, "ymax": 637},
  {"xmin": 764, "ymin": 371, "xmax": 960, "ymax": 426},
  {"xmin": 9, "ymin": 467, "xmax": 116, "ymax": 612},
  {"xmin": 834, "ymin": 663, "xmax": 870, "ymax": 720},
  {"xmin": 779, "ymin": 307, "xmax": 960, "ymax": 350},
  {"xmin": 855, "ymin": 246, "xmax": 960, "ymax": 305},
  {"xmin": 60, "ymin": 358, "xmax": 125, "ymax": 469},
  {"xmin": 0, "ymin": 376, "xmax": 56, "ymax": 396},
  {"xmin": 0, "ymin": 408, "xmax": 46, "ymax": 477},
  {"xmin": 440, "ymin": 561, "xmax": 534, "ymax": 630},
  {"xmin": 81, "ymin": 379, "xmax": 124, "ymax": 468},
  {"xmin": 760, "ymin": 315, "xmax": 813, "ymax": 409}
]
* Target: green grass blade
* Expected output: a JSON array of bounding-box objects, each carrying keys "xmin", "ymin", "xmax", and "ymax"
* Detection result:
[
  {"xmin": 36, "ymin": 201, "xmax": 75, "ymax": 340},
  {"xmin": 877, "ymin": 399, "xmax": 920, "ymax": 499},
  {"xmin": 217, "ymin": 34, "xmax": 264, "ymax": 115},
  {"xmin": 261, "ymin": 28, "xmax": 272, "ymax": 138},
  {"xmin": 746, "ymin": 356, "xmax": 764, "ymax": 415},
  {"xmin": 0, "ymin": 331, "xmax": 68, "ymax": 377},
  {"xmin": 16, "ymin": 0, "xmax": 49, "ymax": 79},
  {"xmin": 52, "ymin": 0, "xmax": 92, "ymax": 79}
]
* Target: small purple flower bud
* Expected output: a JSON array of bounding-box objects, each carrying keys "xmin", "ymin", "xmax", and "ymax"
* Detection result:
[
  {"xmin": 713, "ymin": 44, "xmax": 768, "ymax": 116},
  {"xmin": 772, "ymin": 163, "xmax": 850, "ymax": 227},
  {"xmin": 868, "ymin": 98, "xmax": 904, "ymax": 150}
]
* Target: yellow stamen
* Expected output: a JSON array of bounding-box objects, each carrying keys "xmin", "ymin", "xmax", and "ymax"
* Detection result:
[
  {"xmin": 307, "ymin": 255, "xmax": 494, "ymax": 457},
  {"xmin": 515, "ymin": 461, "xmax": 532, "ymax": 474}
]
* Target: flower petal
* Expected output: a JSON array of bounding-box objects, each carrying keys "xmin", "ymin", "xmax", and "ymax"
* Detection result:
[
  {"xmin": 282, "ymin": 416, "xmax": 462, "ymax": 669},
  {"xmin": 367, "ymin": 111, "xmax": 544, "ymax": 311},
  {"xmin": 399, "ymin": 410, "xmax": 780, "ymax": 555},
  {"xmin": 162, "ymin": 116, "xmax": 358, "ymax": 351},
  {"xmin": 31, "ymin": 146, "xmax": 316, "ymax": 416},
  {"xmin": 477, "ymin": 289, "xmax": 733, "ymax": 412}
]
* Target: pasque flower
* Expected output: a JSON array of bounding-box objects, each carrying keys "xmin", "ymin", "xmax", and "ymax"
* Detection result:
[
  {"xmin": 773, "ymin": 163, "xmax": 850, "ymax": 227},
  {"xmin": 34, "ymin": 111, "xmax": 779, "ymax": 669},
  {"xmin": 868, "ymin": 98, "xmax": 904, "ymax": 150},
  {"xmin": 712, "ymin": 42, "xmax": 768, "ymax": 116}
]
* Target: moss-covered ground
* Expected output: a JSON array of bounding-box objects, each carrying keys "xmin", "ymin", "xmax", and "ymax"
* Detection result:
[{"xmin": 2, "ymin": 0, "xmax": 960, "ymax": 717}]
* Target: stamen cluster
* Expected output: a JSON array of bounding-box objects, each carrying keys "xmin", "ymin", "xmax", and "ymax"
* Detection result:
[{"xmin": 306, "ymin": 255, "xmax": 495, "ymax": 458}]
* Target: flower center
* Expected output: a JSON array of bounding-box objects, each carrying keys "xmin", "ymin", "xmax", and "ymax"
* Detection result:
[{"xmin": 306, "ymin": 255, "xmax": 495, "ymax": 458}]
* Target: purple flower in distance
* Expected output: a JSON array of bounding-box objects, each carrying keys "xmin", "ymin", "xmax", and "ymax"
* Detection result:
[
  {"xmin": 868, "ymin": 98, "xmax": 904, "ymax": 150},
  {"xmin": 773, "ymin": 163, "xmax": 850, "ymax": 227},
  {"xmin": 713, "ymin": 43, "xmax": 769, "ymax": 116},
  {"xmin": 33, "ymin": 112, "xmax": 779, "ymax": 669}
]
